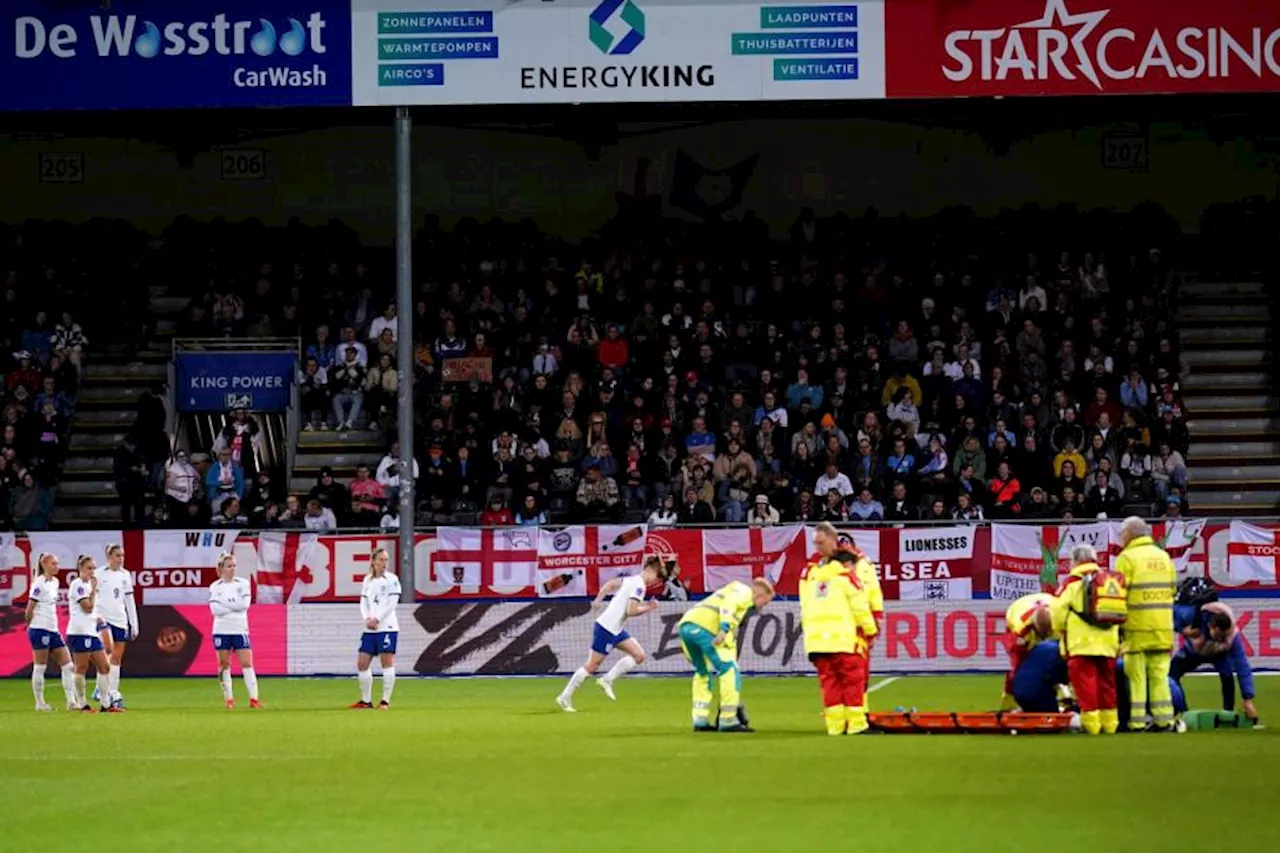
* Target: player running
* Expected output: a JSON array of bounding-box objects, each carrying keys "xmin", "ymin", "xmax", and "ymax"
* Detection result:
[
  {"xmin": 24, "ymin": 553, "xmax": 78, "ymax": 711},
  {"xmin": 208, "ymin": 552, "xmax": 261, "ymax": 709},
  {"xmin": 67, "ymin": 555, "xmax": 114, "ymax": 712},
  {"xmin": 92, "ymin": 544, "xmax": 137, "ymax": 711},
  {"xmin": 352, "ymin": 547, "xmax": 400, "ymax": 710},
  {"xmin": 556, "ymin": 556, "xmax": 668, "ymax": 712}
]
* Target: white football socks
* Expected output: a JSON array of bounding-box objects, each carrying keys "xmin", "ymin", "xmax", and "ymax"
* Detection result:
[
  {"xmin": 32, "ymin": 670, "xmax": 45, "ymax": 705},
  {"xmin": 381, "ymin": 667, "xmax": 396, "ymax": 703},
  {"xmin": 73, "ymin": 674, "xmax": 87, "ymax": 707},
  {"xmin": 603, "ymin": 655, "xmax": 638, "ymax": 685},
  {"xmin": 60, "ymin": 663, "xmax": 77, "ymax": 706},
  {"xmin": 219, "ymin": 669, "xmax": 234, "ymax": 701},
  {"xmin": 358, "ymin": 669, "xmax": 374, "ymax": 703},
  {"xmin": 109, "ymin": 664, "xmax": 122, "ymax": 702},
  {"xmin": 243, "ymin": 668, "xmax": 259, "ymax": 701},
  {"xmin": 562, "ymin": 667, "xmax": 590, "ymax": 698}
]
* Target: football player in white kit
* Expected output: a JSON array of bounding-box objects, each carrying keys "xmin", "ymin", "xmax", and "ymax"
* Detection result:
[
  {"xmin": 23, "ymin": 553, "xmax": 78, "ymax": 711},
  {"xmin": 351, "ymin": 547, "xmax": 400, "ymax": 710},
  {"xmin": 556, "ymin": 556, "xmax": 667, "ymax": 712},
  {"xmin": 67, "ymin": 555, "xmax": 114, "ymax": 713},
  {"xmin": 92, "ymin": 544, "xmax": 137, "ymax": 710},
  {"xmin": 209, "ymin": 552, "xmax": 261, "ymax": 709}
]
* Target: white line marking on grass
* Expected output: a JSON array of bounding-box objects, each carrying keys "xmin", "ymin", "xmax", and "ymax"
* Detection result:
[
  {"xmin": 867, "ymin": 676, "xmax": 900, "ymax": 693},
  {"xmin": 10, "ymin": 755, "xmax": 325, "ymax": 762}
]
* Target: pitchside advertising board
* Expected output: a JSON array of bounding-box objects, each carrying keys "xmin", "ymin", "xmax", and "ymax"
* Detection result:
[
  {"xmin": 349, "ymin": 0, "xmax": 888, "ymax": 104},
  {"xmin": 175, "ymin": 351, "xmax": 298, "ymax": 412},
  {"xmin": 1, "ymin": 0, "xmax": 354, "ymax": 110}
]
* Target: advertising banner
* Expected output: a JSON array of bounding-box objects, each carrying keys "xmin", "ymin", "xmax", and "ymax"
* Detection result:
[
  {"xmin": 283, "ymin": 598, "xmax": 1280, "ymax": 675},
  {"xmin": 989, "ymin": 522, "xmax": 1111, "ymax": 601},
  {"xmin": 351, "ymin": 0, "xmax": 887, "ymax": 106},
  {"xmin": 884, "ymin": 0, "xmax": 1280, "ymax": 99},
  {"xmin": 175, "ymin": 351, "xmax": 298, "ymax": 412},
  {"xmin": 1, "ymin": 0, "xmax": 354, "ymax": 111},
  {"xmin": 2, "ymin": 604, "xmax": 288, "ymax": 678},
  {"xmin": 1228, "ymin": 521, "xmax": 1280, "ymax": 585}
]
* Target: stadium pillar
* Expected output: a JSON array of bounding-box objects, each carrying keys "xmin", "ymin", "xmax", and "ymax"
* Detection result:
[{"xmin": 395, "ymin": 106, "xmax": 415, "ymax": 592}]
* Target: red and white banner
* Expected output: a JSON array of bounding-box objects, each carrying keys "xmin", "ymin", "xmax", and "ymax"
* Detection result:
[
  {"xmin": 537, "ymin": 525, "xmax": 648, "ymax": 598},
  {"xmin": 5, "ymin": 522, "xmax": 1280, "ymax": 607},
  {"xmin": 704, "ymin": 525, "xmax": 807, "ymax": 591},
  {"xmin": 1228, "ymin": 521, "xmax": 1280, "ymax": 585},
  {"xmin": 885, "ymin": 0, "xmax": 1280, "ymax": 99},
  {"xmin": 989, "ymin": 523, "xmax": 1111, "ymax": 601},
  {"xmin": 142, "ymin": 530, "xmax": 240, "ymax": 604},
  {"xmin": 1105, "ymin": 519, "xmax": 1207, "ymax": 575},
  {"xmin": 430, "ymin": 527, "xmax": 538, "ymax": 596},
  {"xmin": 800, "ymin": 525, "xmax": 978, "ymax": 601}
]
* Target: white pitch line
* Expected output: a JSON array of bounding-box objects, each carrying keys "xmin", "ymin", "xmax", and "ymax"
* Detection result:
[{"xmin": 867, "ymin": 676, "xmax": 900, "ymax": 693}]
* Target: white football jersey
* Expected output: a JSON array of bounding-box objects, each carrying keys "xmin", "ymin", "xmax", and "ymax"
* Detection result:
[
  {"xmin": 360, "ymin": 573, "xmax": 402, "ymax": 633},
  {"xmin": 27, "ymin": 576, "xmax": 60, "ymax": 632},
  {"xmin": 208, "ymin": 577, "xmax": 252, "ymax": 635},
  {"xmin": 66, "ymin": 577, "xmax": 99, "ymax": 637},
  {"xmin": 596, "ymin": 574, "xmax": 647, "ymax": 634},
  {"xmin": 97, "ymin": 567, "xmax": 135, "ymax": 628}
]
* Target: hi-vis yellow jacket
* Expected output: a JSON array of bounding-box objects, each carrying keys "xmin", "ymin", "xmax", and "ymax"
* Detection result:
[
  {"xmin": 1005, "ymin": 593, "xmax": 1055, "ymax": 649},
  {"xmin": 1050, "ymin": 563, "xmax": 1120, "ymax": 658},
  {"xmin": 1115, "ymin": 535, "xmax": 1177, "ymax": 652},
  {"xmin": 852, "ymin": 555, "xmax": 884, "ymax": 625},
  {"xmin": 800, "ymin": 560, "xmax": 879, "ymax": 656},
  {"xmin": 680, "ymin": 581, "xmax": 755, "ymax": 649}
]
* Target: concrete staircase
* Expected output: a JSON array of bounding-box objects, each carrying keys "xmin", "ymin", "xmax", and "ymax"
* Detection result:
[
  {"xmin": 1178, "ymin": 280, "xmax": 1278, "ymax": 516},
  {"xmin": 291, "ymin": 428, "xmax": 385, "ymax": 498}
]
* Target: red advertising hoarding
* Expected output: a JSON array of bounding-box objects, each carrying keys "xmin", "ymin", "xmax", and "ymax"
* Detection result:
[{"xmin": 885, "ymin": 0, "xmax": 1280, "ymax": 98}]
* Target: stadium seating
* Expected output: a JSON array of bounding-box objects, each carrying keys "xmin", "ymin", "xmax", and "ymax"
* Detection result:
[{"xmin": 1, "ymin": 203, "xmax": 1275, "ymax": 531}]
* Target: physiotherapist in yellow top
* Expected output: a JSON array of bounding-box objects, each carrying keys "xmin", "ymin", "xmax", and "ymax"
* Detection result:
[
  {"xmin": 1115, "ymin": 516, "xmax": 1177, "ymax": 731},
  {"xmin": 678, "ymin": 578, "xmax": 775, "ymax": 733}
]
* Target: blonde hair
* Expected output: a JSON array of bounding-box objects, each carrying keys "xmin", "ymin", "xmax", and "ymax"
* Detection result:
[
  {"xmin": 106, "ymin": 543, "xmax": 123, "ymax": 559},
  {"xmin": 751, "ymin": 578, "xmax": 776, "ymax": 598},
  {"xmin": 216, "ymin": 551, "xmax": 235, "ymax": 570},
  {"xmin": 36, "ymin": 552, "xmax": 57, "ymax": 577},
  {"xmin": 76, "ymin": 554, "xmax": 95, "ymax": 572},
  {"xmin": 370, "ymin": 547, "xmax": 389, "ymax": 576}
]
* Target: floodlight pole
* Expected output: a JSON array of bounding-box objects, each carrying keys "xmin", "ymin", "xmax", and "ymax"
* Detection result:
[{"xmin": 395, "ymin": 106, "xmax": 415, "ymax": 592}]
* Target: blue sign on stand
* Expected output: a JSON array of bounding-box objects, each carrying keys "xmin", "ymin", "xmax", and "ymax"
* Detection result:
[
  {"xmin": 176, "ymin": 352, "xmax": 298, "ymax": 413},
  {"xmin": 1, "ymin": 0, "xmax": 353, "ymax": 110}
]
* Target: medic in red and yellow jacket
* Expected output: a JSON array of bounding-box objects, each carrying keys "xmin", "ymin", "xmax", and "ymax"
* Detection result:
[
  {"xmin": 1000, "ymin": 592, "xmax": 1055, "ymax": 710},
  {"xmin": 1050, "ymin": 555, "xmax": 1122, "ymax": 735},
  {"xmin": 800, "ymin": 551, "xmax": 879, "ymax": 735}
]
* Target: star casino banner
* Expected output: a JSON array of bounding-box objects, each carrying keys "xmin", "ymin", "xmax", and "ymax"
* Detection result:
[
  {"xmin": 350, "ymin": 0, "xmax": 888, "ymax": 106},
  {"xmin": 1, "ymin": 0, "xmax": 354, "ymax": 111},
  {"xmin": 884, "ymin": 0, "xmax": 1280, "ymax": 99}
]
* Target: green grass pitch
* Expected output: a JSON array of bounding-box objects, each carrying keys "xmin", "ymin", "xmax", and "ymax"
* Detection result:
[{"xmin": 4, "ymin": 675, "xmax": 1278, "ymax": 852}]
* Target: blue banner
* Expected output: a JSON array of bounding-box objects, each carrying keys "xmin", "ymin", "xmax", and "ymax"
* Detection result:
[
  {"xmin": 2, "ymin": 0, "xmax": 352, "ymax": 111},
  {"xmin": 175, "ymin": 352, "xmax": 297, "ymax": 413}
]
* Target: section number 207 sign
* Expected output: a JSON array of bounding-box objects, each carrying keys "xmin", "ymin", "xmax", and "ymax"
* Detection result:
[
  {"xmin": 1101, "ymin": 134, "xmax": 1149, "ymax": 172},
  {"xmin": 220, "ymin": 149, "xmax": 267, "ymax": 181}
]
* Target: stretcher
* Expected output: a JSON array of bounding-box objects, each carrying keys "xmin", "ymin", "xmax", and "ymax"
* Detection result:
[{"xmin": 867, "ymin": 710, "xmax": 1075, "ymax": 734}]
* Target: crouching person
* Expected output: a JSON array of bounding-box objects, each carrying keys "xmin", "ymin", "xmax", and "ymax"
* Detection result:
[{"xmin": 1051, "ymin": 544, "xmax": 1123, "ymax": 735}]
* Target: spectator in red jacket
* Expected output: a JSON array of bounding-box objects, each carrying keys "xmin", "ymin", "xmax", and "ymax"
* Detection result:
[
  {"xmin": 479, "ymin": 494, "xmax": 515, "ymax": 526},
  {"xmin": 988, "ymin": 460, "xmax": 1022, "ymax": 519},
  {"xmin": 597, "ymin": 323, "xmax": 630, "ymax": 373},
  {"xmin": 1083, "ymin": 387, "xmax": 1122, "ymax": 428}
]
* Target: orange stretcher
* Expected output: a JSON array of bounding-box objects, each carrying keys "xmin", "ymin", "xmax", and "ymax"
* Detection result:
[{"xmin": 867, "ymin": 711, "xmax": 1074, "ymax": 734}]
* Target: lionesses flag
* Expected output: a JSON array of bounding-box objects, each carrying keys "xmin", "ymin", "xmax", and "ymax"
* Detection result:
[
  {"xmin": 1227, "ymin": 521, "xmax": 1280, "ymax": 585},
  {"xmin": 142, "ymin": 529, "xmax": 240, "ymax": 604},
  {"xmin": 704, "ymin": 525, "xmax": 807, "ymax": 592},
  {"xmin": 989, "ymin": 523, "xmax": 1110, "ymax": 601},
  {"xmin": 430, "ymin": 527, "xmax": 539, "ymax": 597},
  {"xmin": 1106, "ymin": 519, "xmax": 1207, "ymax": 577},
  {"xmin": 801, "ymin": 526, "xmax": 976, "ymax": 600},
  {"xmin": 537, "ymin": 525, "xmax": 648, "ymax": 598}
]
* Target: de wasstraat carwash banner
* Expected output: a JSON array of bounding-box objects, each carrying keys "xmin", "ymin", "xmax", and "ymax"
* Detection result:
[{"xmin": 1, "ymin": 0, "xmax": 353, "ymax": 110}]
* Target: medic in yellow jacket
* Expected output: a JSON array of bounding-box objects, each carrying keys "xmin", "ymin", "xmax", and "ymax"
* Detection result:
[
  {"xmin": 1115, "ymin": 516, "xmax": 1178, "ymax": 730},
  {"xmin": 678, "ymin": 579, "xmax": 776, "ymax": 732},
  {"xmin": 1000, "ymin": 592, "xmax": 1055, "ymax": 710},
  {"xmin": 1050, "ymin": 545, "xmax": 1122, "ymax": 735},
  {"xmin": 801, "ymin": 550, "xmax": 879, "ymax": 735}
]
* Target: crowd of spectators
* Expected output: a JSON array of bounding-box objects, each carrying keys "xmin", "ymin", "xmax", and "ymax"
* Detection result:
[{"xmin": 1, "ymin": 204, "xmax": 1203, "ymax": 530}]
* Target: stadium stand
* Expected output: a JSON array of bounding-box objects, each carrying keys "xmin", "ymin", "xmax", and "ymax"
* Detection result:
[{"xmin": 7, "ymin": 196, "xmax": 1273, "ymax": 531}]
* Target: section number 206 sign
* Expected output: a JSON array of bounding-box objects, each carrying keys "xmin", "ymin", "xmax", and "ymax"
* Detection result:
[{"xmin": 220, "ymin": 149, "xmax": 267, "ymax": 181}]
